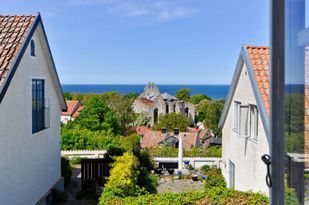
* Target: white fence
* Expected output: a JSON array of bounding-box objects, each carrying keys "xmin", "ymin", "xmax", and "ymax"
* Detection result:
[
  {"xmin": 61, "ymin": 150, "xmax": 221, "ymax": 169},
  {"xmin": 154, "ymin": 157, "xmax": 222, "ymax": 169},
  {"xmin": 61, "ymin": 150, "xmax": 107, "ymax": 159}
]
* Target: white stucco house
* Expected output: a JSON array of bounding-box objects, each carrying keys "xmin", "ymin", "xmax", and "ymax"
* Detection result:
[
  {"xmin": 218, "ymin": 45, "xmax": 270, "ymax": 195},
  {"xmin": 0, "ymin": 14, "xmax": 67, "ymax": 205}
]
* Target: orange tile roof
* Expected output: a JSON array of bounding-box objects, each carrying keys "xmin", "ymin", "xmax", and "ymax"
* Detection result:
[
  {"xmin": 141, "ymin": 130, "xmax": 198, "ymax": 151},
  {"xmin": 0, "ymin": 15, "xmax": 35, "ymax": 84},
  {"xmin": 246, "ymin": 45, "xmax": 270, "ymax": 114},
  {"xmin": 136, "ymin": 97, "xmax": 154, "ymax": 107},
  {"xmin": 62, "ymin": 100, "xmax": 82, "ymax": 117},
  {"xmin": 136, "ymin": 126, "xmax": 151, "ymax": 135}
]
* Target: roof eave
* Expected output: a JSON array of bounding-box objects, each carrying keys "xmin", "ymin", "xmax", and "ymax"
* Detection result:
[{"xmin": 218, "ymin": 44, "xmax": 270, "ymax": 142}]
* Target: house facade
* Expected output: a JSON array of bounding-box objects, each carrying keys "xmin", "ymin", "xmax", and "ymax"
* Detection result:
[
  {"xmin": 133, "ymin": 82, "xmax": 195, "ymax": 125},
  {"xmin": 0, "ymin": 14, "xmax": 67, "ymax": 205},
  {"xmin": 61, "ymin": 100, "xmax": 83, "ymax": 123},
  {"xmin": 218, "ymin": 45, "xmax": 270, "ymax": 195}
]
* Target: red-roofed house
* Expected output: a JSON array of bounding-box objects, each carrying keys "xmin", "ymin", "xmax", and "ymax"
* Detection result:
[
  {"xmin": 0, "ymin": 14, "xmax": 67, "ymax": 204},
  {"xmin": 141, "ymin": 130, "xmax": 199, "ymax": 151},
  {"xmin": 218, "ymin": 45, "xmax": 270, "ymax": 195},
  {"xmin": 61, "ymin": 100, "xmax": 83, "ymax": 123}
]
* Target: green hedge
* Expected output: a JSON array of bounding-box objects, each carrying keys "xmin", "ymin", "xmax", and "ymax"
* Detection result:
[
  {"xmin": 100, "ymin": 188, "xmax": 268, "ymax": 205},
  {"xmin": 204, "ymin": 168, "xmax": 226, "ymax": 188},
  {"xmin": 145, "ymin": 146, "xmax": 222, "ymax": 158}
]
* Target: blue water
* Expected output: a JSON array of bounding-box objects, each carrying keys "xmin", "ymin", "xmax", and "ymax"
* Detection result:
[{"xmin": 61, "ymin": 84, "xmax": 230, "ymax": 100}]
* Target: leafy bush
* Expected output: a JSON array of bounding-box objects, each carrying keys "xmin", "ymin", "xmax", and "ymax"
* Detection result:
[
  {"xmin": 152, "ymin": 113, "xmax": 190, "ymax": 132},
  {"xmin": 70, "ymin": 157, "xmax": 84, "ymax": 165},
  {"xmin": 61, "ymin": 128, "xmax": 120, "ymax": 150},
  {"xmin": 61, "ymin": 157, "xmax": 72, "ymax": 186},
  {"xmin": 204, "ymin": 168, "xmax": 226, "ymax": 188},
  {"xmin": 74, "ymin": 97, "xmax": 120, "ymax": 134},
  {"xmin": 99, "ymin": 152, "xmax": 141, "ymax": 204},
  {"xmin": 206, "ymin": 146, "xmax": 222, "ymax": 158},
  {"xmin": 100, "ymin": 188, "xmax": 268, "ymax": 205},
  {"xmin": 285, "ymin": 185, "xmax": 300, "ymax": 205},
  {"xmin": 201, "ymin": 164, "xmax": 210, "ymax": 173},
  {"xmin": 145, "ymin": 146, "xmax": 221, "ymax": 158}
]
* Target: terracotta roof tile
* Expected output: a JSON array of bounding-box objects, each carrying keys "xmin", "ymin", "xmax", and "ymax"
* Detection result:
[
  {"xmin": 246, "ymin": 45, "xmax": 270, "ymax": 115},
  {"xmin": 0, "ymin": 15, "xmax": 35, "ymax": 84},
  {"xmin": 62, "ymin": 100, "xmax": 83, "ymax": 117},
  {"xmin": 136, "ymin": 126, "xmax": 151, "ymax": 135},
  {"xmin": 136, "ymin": 97, "xmax": 154, "ymax": 107},
  {"xmin": 141, "ymin": 131, "xmax": 198, "ymax": 151}
]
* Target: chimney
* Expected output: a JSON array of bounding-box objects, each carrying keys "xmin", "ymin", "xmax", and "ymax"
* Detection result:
[
  {"xmin": 162, "ymin": 128, "xmax": 167, "ymax": 134},
  {"xmin": 174, "ymin": 128, "xmax": 179, "ymax": 135}
]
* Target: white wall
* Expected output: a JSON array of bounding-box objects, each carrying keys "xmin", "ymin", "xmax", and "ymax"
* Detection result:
[
  {"xmin": 0, "ymin": 23, "xmax": 62, "ymax": 205},
  {"xmin": 221, "ymin": 62, "xmax": 270, "ymax": 195}
]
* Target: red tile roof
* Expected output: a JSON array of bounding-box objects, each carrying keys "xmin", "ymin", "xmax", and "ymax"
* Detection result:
[
  {"xmin": 62, "ymin": 100, "xmax": 83, "ymax": 117},
  {"xmin": 136, "ymin": 97, "xmax": 154, "ymax": 107},
  {"xmin": 141, "ymin": 130, "xmax": 198, "ymax": 151},
  {"xmin": 246, "ymin": 45, "xmax": 270, "ymax": 114},
  {"xmin": 0, "ymin": 15, "xmax": 35, "ymax": 84},
  {"xmin": 136, "ymin": 126, "xmax": 151, "ymax": 135}
]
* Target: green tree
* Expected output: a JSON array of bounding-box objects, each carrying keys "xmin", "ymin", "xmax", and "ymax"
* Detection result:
[
  {"xmin": 190, "ymin": 94, "xmax": 212, "ymax": 104},
  {"xmin": 196, "ymin": 99, "xmax": 224, "ymax": 137},
  {"xmin": 74, "ymin": 97, "xmax": 120, "ymax": 134},
  {"xmin": 152, "ymin": 112, "xmax": 190, "ymax": 132},
  {"xmin": 135, "ymin": 112, "xmax": 151, "ymax": 126},
  {"xmin": 63, "ymin": 92, "xmax": 73, "ymax": 100},
  {"xmin": 176, "ymin": 88, "xmax": 191, "ymax": 101},
  {"xmin": 107, "ymin": 93, "xmax": 137, "ymax": 134}
]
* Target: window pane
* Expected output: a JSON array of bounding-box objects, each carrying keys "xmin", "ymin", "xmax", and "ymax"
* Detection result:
[
  {"xmin": 32, "ymin": 79, "xmax": 45, "ymax": 133},
  {"xmin": 285, "ymin": 0, "xmax": 308, "ymax": 204},
  {"xmin": 239, "ymin": 105, "xmax": 249, "ymax": 137}
]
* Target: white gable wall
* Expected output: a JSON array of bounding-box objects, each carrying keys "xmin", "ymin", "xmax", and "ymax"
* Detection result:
[
  {"xmin": 0, "ymin": 23, "xmax": 62, "ymax": 205},
  {"xmin": 221, "ymin": 61, "xmax": 270, "ymax": 195}
]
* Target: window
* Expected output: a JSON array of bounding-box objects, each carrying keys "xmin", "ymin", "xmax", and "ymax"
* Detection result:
[
  {"xmin": 249, "ymin": 105, "xmax": 258, "ymax": 140},
  {"xmin": 32, "ymin": 79, "xmax": 46, "ymax": 133},
  {"xmin": 233, "ymin": 101, "xmax": 241, "ymax": 131},
  {"xmin": 238, "ymin": 104, "xmax": 258, "ymax": 140},
  {"xmin": 30, "ymin": 39, "xmax": 35, "ymax": 56}
]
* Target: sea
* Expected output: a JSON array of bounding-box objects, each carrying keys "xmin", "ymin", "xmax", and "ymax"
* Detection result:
[{"xmin": 61, "ymin": 84, "xmax": 230, "ymax": 100}]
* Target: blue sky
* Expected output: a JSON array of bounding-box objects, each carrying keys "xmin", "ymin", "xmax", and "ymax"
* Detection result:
[{"xmin": 1, "ymin": 0, "xmax": 269, "ymax": 84}]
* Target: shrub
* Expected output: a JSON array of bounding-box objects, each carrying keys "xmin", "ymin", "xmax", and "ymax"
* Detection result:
[
  {"xmin": 100, "ymin": 188, "xmax": 268, "ymax": 205},
  {"xmin": 201, "ymin": 164, "xmax": 210, "ymax": 173},
  {"xmin": 70, "ymin": 156, "xmax": 83, "ymax": 165},
  {"xmin": 99, "ymin": 152, "xmax": 141, "ymax": 204},
  {"xmin": 145, "ymin": 146, "xmax": 221, "ymax": 158},
  {"xmin": 152, "ymin": 112, "xmax": 190, "ymax": 132},
  {"xmin": 285, "ymin": 185, "xmax": 300, "ymax": 205},
  {"xmin": 61, "ymin": 157, "xmax": 72, "ymax": 186},
  {"xmin": 204, "ymin": 168, "xmax": 226, "ymax": 188},
  {"xmin": 206, "ymin": 146, "xmax": 222, "ymax": 158}
]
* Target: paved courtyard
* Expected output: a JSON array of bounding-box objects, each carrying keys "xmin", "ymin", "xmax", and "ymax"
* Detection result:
[{"xmin": 157, "ymin": 176, "xmax": 204, "ymax": 193}]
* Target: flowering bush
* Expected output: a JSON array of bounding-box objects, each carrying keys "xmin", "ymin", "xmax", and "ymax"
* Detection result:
[{"xmin": 99, "ymin": 152, "xmax": 141, "ymax": 204}]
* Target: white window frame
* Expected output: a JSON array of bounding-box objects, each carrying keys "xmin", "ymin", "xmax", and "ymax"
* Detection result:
[
  {"xmin": 237, "ymin": 103, "xmax": 259, "ymax": 141},
  {"xmin": 233, "ymin": 101, "xmax": 241, "ymax": 132}
]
